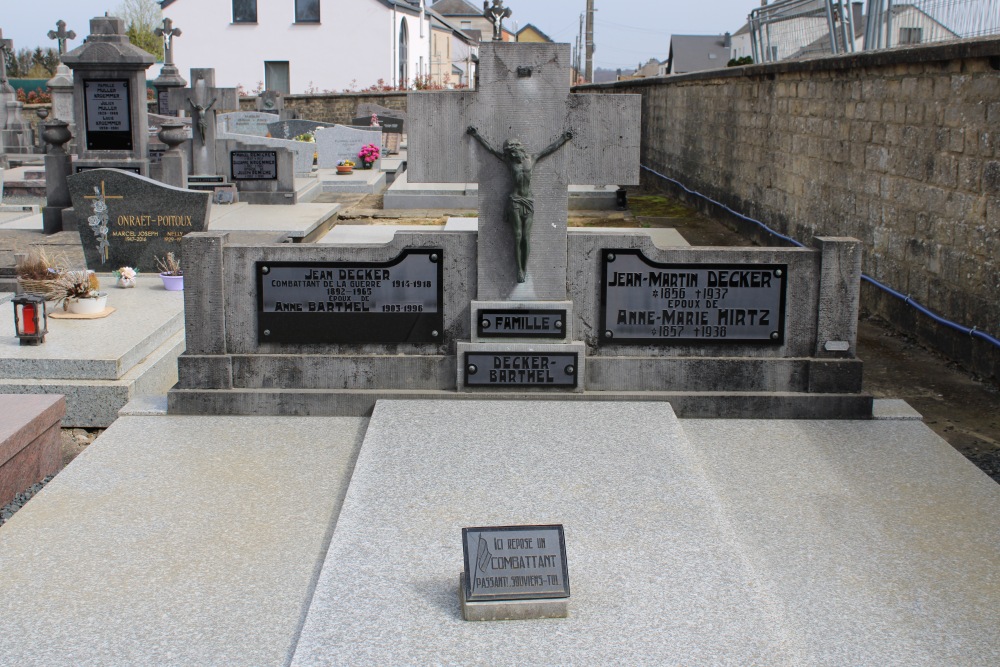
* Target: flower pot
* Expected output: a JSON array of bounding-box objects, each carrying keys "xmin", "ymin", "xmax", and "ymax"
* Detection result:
[
  {"xmin": 116, "ymin": 277, "xmax": 136, "ymax": 288},
  {"xmin": 336, "ymin": 165, "xmax": 353, "ymax": 175},
  {"xmin": 160, "ymin": 273, "xmax": 184, "ymax": 291},
  {"xmin": 65, "ymin": 292, "xmax": 108, "ymax": 314},
  {"xmin": 362, "ymin": 162, "xmax": 373, "ymax": 170}
]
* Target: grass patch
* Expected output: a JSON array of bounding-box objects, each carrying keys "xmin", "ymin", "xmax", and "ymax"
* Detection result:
[{"xmin": 629, "ymin": 195, "xmax": 696, "ymax": 218}]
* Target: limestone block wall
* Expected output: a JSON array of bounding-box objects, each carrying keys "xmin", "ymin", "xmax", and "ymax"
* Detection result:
[{"xmin": 581, "ymin": 38, "xmax": 1000, "ymax": 382}]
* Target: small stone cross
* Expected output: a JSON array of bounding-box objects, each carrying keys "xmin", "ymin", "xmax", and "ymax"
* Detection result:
[
  {"xmin": 168, "ymin": 69, "xmax": 238, "ymax": 175},
  {"xmin": 47, "ymin": 20, "xmax": 77, "ymax": 57},
  {"xmin": 408, "ymin": 43, "xmax": 640, "ymax": 301},
  {"xmin": 154, "ymin": 18, "xmax": 181, "ymax": 66}
]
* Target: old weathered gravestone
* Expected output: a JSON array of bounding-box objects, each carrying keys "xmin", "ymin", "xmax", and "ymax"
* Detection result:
[
  {"xmin": 151, "ymin": 18, "xmax": 186, "ymax": 117},
  {"xmin": 61, "ymin": 16, "xmax": 156, "ymax": 175},
  {"xmin": 267, "ymin": 119, "xmax": 334, "ymax": 140},
  {"xmin": 67, "ymin": 168, "xmax": 210, "ymax": 271},
  {"xmin": 168, "ymin": 69, "xmax": 238, "ymax": 177},
  {"xmin": 315, "ymin": 125, "xmax": 382, "ymax": 169},
  {"xmin": 0, "ymin": 29, "xmax": 35, "ymax": 155},
  {"xmin": 217, "ymin": 111, "xmax": 274, "ymax": 138},
  {"xmin": 408, "ymin": 42, "xmax": 640, "ymax": 300}
]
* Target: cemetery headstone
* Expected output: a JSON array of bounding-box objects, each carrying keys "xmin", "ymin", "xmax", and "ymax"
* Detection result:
[
  {"xmin": 67, "ymin": 168, "xmax": 210, "ymax": 271},
  {"xmin": 266, "ymin": 119, "xmax": 334, "ymax": 140},
  {"xmin": 219, "ymin": 140, "xmax": 296, "ymax": 204},
  {"xmin": 257, "ymin": 90, "xmax": 283, "ymax": 116},
  {"xmin": 168, "ymin": 68, "xmax": 238, "ymax": 176},
  {"xmin": 408, "ymin": 42, "xmax": 640, "ymax": 300},
  {"xmin": 217, "ymin": 123, "xmax": 316, "ymax": 176},
  {"xmin": 217, "ymin": 111, "xmax": 273, "ymax": 138},
  {"xmin": 61, "ymin": 16, "xmax": 155, "ymax": 175},
  {"xmin": 356, "ymin": 102, "xmax": 407, "ymax": 124},
  {"xmin": 151, "ymin": 18, "xmax": 186, "ymax": 117},
  {"xmin": 352, "ymin": 112, "xmax": 403, "ymax": 154},
  {"xmin": 0, "ymin": 29, "xmax": 35, "ymax": 155},
  {"xmin": 315, "ymin": 125, "xmax": 382, "ymax": 169},
  {"xmin": 47, "ymin": 19, "xmax": 76, "ymax": 56}
]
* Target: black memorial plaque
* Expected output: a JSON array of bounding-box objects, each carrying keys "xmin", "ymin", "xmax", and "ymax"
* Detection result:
[
  {"xmin": 75, "ymin": 165, "xmax": 142, "ymax": 174},
  {"xmin": 465, "ymin": 352, "xmax": 578, "ymax": 387},
  {"xmin": 462, "ymin": 525, "xmax": 570, "ymax": 602},
  {"xmin": 477, "ymin": 309, "xmax": 566, "ymax": 338},
  {"xmin": 257, "ymin": 249, "xmax": 443, "ymax": 344},
  {"xmin": 156, "ymin": 90, "xmax": 177, "ymax": 116},
  {"xmin": 231, "ymin": 150, "xmax": 278, "ymax": 181},
  {"xmin": 601, "ymin": 249, "xmax": 787, "ymax": 345},
  {"xmin": 83, "ymin": 80, "xmax": 133, "ymax": 151},
  {"xmin": 351, "ymin": 115, "xmax": 404, "ymax": 134}
]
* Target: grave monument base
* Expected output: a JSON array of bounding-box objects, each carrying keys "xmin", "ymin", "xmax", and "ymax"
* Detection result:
[{"xmin": 458, "ymin": 573, "xmax": 569, "ymax": 621}]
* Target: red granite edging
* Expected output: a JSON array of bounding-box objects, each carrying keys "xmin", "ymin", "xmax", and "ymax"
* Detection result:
[{"xmin": 0, "ymin": 394, "xmax": 65, "ymax": 508}]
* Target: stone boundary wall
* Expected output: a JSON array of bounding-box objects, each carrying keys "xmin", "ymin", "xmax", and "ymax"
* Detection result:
[
  {"xmin": 240, "ymin": 92, "xmax": 407, "ymax": 125},
  {"xmin": 579, "ymin": 37, "xmax": 1000, "ymax": 383}
]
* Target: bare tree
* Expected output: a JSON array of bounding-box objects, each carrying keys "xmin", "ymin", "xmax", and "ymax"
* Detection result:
[{"xmin": 114, "ymin": 0, "xmax": 164, "ymax": 60}]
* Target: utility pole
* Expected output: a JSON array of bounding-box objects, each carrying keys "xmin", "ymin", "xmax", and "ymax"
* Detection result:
[
  {"xmin": 585, "ymin": 0, "xmax": 595, "ymax": 83},
  {"xmin": 576, "ymin": 13, "xmax": 584, "ymax": 81}
]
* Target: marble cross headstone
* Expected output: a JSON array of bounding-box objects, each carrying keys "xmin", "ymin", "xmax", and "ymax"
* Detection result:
[
  {"xmin": 408, "ymin": 42, "xmax": 640, "ymax": 301},
  {"xmin": 169, "ymin": 68, "xmax": 238, "ymax": 176},
  {"xmin": 154, "ymin": 18, "xmax": 181, "ymax": 66},
  {"xmin": 47, "ymin": 20, "xmax": 77, "ymax": 57}
]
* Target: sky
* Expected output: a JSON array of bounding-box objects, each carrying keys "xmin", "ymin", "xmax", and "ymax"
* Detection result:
[{"xmin": 1, "ymin": 0, "xmax": 757, "ymax": 71}]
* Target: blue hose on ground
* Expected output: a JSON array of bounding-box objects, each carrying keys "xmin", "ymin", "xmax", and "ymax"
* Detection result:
[{"xmin": 640, "ymin": 165, "xmax": 1000, "ymax": 350}]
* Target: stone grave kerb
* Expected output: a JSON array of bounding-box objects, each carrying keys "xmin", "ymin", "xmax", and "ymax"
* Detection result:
[
  {"xmin": 407, "ymin": 42, "xmax": 640, "ymax": 301},
  {"xmin": 169, "ymin": 69, "xmax": 238, "ymax": 176},
  {"xmin": 61, "ymin": 16, "xmax": 155, "ymax": 167}
]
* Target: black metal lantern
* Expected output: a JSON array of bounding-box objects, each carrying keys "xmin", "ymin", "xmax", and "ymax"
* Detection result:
[{"xmin": 12, "ymin": 295, "xmax": 48, "ymax": 345}]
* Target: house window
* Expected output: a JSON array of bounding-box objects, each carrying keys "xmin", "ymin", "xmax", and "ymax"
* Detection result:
[
  {"xmin": 295, "ymin": 0, "xmax": 320, "ymax": 23},
  {"xmin": 265, "ymin": 61, "xmax": 290, "ymax": 94},
  {"xmin": 399, "ymin": 20, "xmax": 409, "ymax": 86},
  {"xmin": 233, "ymin": 0, "xmax": 257, "ymax": 23},
  {"xmin": 899, "ymin": 27, "xmax": 922, "ymax": 45}
]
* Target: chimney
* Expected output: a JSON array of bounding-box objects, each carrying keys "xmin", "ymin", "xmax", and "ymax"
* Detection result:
[{"xmin": 724, "ymin": 32, "xmax": 732, "ymax": 48}]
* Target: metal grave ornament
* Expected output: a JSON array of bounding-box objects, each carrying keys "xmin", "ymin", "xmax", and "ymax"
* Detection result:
[
  {"xmin": 257, "ymin": 250, "xmax": 443, "ymax": 344},
  {"xmin": 601, "ymin": 249, "xmax": 787, "ymax": 344},
  {"xmin": 462, "ymin": 525, "xmax": 570, "ymax": 602}
]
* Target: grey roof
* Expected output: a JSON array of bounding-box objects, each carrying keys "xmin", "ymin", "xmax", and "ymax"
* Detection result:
[
  {"xmin": 163, "ymin": 0, "xmax": 424, "ymax": 13},
  {"xmin": 430, "ymin": 0, "xmax": 483, "ymax": 17},
  {"xmin": 667, "ymin": 35, "xmax": 731, "ymax": 74}
]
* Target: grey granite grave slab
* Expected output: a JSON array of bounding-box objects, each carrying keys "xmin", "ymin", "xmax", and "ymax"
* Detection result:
[
  {"xmin": 289, "ymin": 400, "xmax": 801, "ymax": 665},
  {"xmin": 317, "ymin": 166, "xmax": 386, "ymax": 194},
  {"xmin": 217, "ymin": 111, "xmax": 273, "ymax": 137},
  {"xmin": 0, "ymin": 414, "xmax": 367, "ymax": 665},
  {"xmin": 680, "ymin": 417, "xmax": 1000, "ymax": 665},
  {"xmin": 317, "ymin": 224, "xmax": 445, "ymax": 244},
  {"xmin": 67, "ymin": 168, "xmax": 210, "ymax": 271},
  {"xmin": 208, "ymin": 201, "xmax": 339, "ymax": 239},
  {"xmin": 314, "ymin": 125, "xmax": 382, "ymax": 169}
]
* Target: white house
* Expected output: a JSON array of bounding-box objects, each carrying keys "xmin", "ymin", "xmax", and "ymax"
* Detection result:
[{"xmin": 159, "ymin": 0, "xmax": 432, "ymax": 93}]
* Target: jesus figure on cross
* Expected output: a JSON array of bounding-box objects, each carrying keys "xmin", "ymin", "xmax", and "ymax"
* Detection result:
[{"xmin": 467, "ymin": 126, "xmax": 573, "ymax": 282}]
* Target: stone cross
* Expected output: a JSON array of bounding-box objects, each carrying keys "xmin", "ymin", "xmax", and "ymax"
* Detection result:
[
  {"xmin": 47, "ymin": 20, "xmax": 77, "ymax": 57},
  {"xmin": 484, "ymin": 1, "xmax": 512, "ymax": 41},
  {"xmin": 168, "ymin": 68, "xmax": 238, "ymax": 176},
  {"xmin": 154, "ymin": 18, "xmax": 181, "ymax": 66},
  {"xmin": 408, "ymin": 43, "xmax": 639, "ymax": 301}
]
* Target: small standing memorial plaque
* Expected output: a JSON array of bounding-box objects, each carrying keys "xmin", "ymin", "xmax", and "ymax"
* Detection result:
[
  {"xmin": 231, "ymin": 150, "xmax": 278, "ymax": 181},
  {"xmin": 477, "ymin": 309, "xmax": 566, "ymax": 338},
  {"xmin": 601, "ymin": 249, "xmax": 787, "ymax": 344},
  {"xmin": 257, "ymin": 249, "xmax": 443, "ymax": 344},
  {"xmin": 461, "ymin": 525, "xmax": 570, "ymax": 621},
  {"xmin": 83, "ymin": 79, "xmax": 133, "ymax": 151}
]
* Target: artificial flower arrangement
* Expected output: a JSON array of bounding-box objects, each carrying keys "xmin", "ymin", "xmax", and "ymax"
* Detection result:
[
  {"xmin": 358, "ymin": 143, "xmax": 380, "ymax": 167},
  {"xmin": 113, "ymin": 266, "xmax": 139, "ymax": 288},
  {"xmin": 337, "ymin": 159, "xmax": 356, "ymax": 167}
]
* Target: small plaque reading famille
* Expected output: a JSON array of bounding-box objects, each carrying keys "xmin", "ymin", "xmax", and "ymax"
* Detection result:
[
  {"xmin": 257, "ymin": 249, "xmax": 443, "ymax": 344},
  {"xmin": 231, "ymin": 150, "xmax": 278, "ymax": 181},
  {"xmin": 465, "ymin": 352, "xmax": 578, "ymax": 387},
  {"xmin": 601, "ymin": 249, "xmax": 787, "ymax": 344},
  {"xmin": 462, "ymin": 525, "xmax": 570, "ymax": 602},
  {"xmin": 83, "ymin": 79, "xmax": 133, "ymax": 151},
  {"xmin": 477, "ymin": 309, "xmax": 566, "ymax": 338}
]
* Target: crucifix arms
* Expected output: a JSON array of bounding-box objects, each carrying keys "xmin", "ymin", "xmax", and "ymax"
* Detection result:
[{"xmin": 467, "ymin": 126, "xmax": 573, "ymax": 163}]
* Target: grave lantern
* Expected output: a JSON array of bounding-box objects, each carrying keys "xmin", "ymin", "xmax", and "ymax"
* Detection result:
[{"xmin": 12, "ymin": 295, "xmax": 48, "ymax": 345}]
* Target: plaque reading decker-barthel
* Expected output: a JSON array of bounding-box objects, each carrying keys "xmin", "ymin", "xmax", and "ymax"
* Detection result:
[
  {"xmin": 257, "ymin": 249, "xmax": 443, "ymax": 344},
  {"xmin": 462, "ymin": 525, "xmax": 570, "ymax": 602},
  {"xmin": 601, "ymin": 249, "xmax": 787, "ymax": 344}
]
